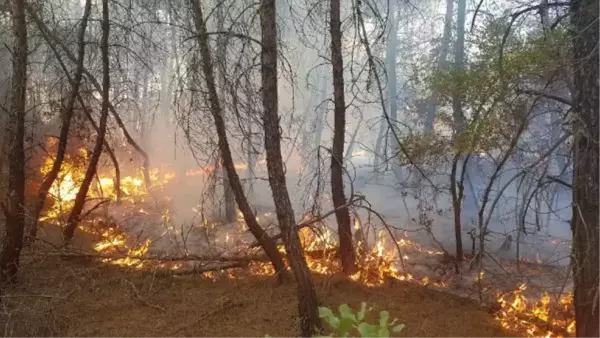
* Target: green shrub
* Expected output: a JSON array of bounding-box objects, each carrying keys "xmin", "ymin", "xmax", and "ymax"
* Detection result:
[
  {"xmin": 265, "ymin": 303, "xmax": 405, "ymax": 337},
  {"xmin": 318, "ymin": 303, "xmax": 405, "ymax": 337}
]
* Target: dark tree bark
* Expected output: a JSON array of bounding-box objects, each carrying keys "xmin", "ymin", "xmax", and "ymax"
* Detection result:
[
  {"xmin": 330, "ymin": 0, "xmax": 357, "ymax": 276},
  {"xmin": 259, "ymin": 0, "xmax": 321, "ymax": 335},
  {"xmin": 189, "ymin": 0, "xmax": 287, "ymax": 283},
  {"xmin": 28, "ymin": 0, "xmax": 93, "ymax": 244},
  {"xmin": 570, "ymin": 0, "xmax": 599, "ymax": 336},
  {"xmin": 0, "ymin": 0, "xmax": 27, "ymax": 285},
  {"xmin": 63, "ymin": 0, "xmax": 111, "ymax": 244}
]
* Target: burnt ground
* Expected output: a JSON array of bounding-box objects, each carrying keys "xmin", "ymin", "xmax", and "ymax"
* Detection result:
[{"xmin": 0, "ymin": 252, "xmax": 512, "ymax": 337}]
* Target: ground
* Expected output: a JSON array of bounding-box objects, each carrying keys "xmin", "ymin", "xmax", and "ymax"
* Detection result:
[{"xmin": 1, "ymin": 254, "xmax": 510, "ymax": 337}]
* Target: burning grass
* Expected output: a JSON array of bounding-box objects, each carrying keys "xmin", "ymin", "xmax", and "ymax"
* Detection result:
[{"xmin": 29, "ymin": 143, "xmax": 576, "ymax": 338}]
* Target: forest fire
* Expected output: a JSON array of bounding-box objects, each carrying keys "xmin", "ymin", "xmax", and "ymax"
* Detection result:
[{"xmin": 37, "ymin": 149, "xmax": 576, "ymax": 338}]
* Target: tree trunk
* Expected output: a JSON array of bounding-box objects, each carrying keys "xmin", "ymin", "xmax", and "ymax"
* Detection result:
[
  {"xmin": 330, "ymin": 0, "xmax": 357, "ymax": 276},
  {"xmin": 570, "ymin": 0, "xmax": 599, "ymax": 336},
  {"xmin": 385, "ymin": 3, "xmax": 400, "ymax": 166},
  {"xmin": 0, "ymin": 0, "xmax": 27, "ymax": 285},
  {"xmin": 215, "ymin": 4, "xmax": 237, "ymax": 223},
  {"xmin": 424, "ymin": 0, "xmax": 453, "ymax": 131},
  {"xmin": 260, "ymin": 0, "xmax": 321, "ymax": 335},
  {"xmin": 63, "ymin": 0, "xmax": 112, "ymax": 245},
  {"xmin": 449, "ymin": 153, "xmax": 464, "ymax": 261},
  {"xmin": 450, "ymin": 0, "xmax": 467, "ymax": 263},
  {"xmin": 189, "ymin": 0, "xmax": 287, "ymax": 283},
  {"xmin": 28, "ymin": 0, "xmax": 93, "ymax": 244},
  {"xmin": 452, "ymin": 0, "xmax": 467, "ymax": 134}
]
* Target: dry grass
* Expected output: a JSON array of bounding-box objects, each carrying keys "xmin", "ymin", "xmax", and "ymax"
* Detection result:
[{"xmin": 0, "ymin": 255, "xmax": 510, "ymax": 337}]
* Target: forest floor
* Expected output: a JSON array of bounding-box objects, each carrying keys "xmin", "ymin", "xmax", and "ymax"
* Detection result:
[{"xmin": 1, "ymin": 252, "xmax": 511, "ymax": 337}]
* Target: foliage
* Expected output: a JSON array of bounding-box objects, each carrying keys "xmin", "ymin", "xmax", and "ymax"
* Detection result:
[
  {"xmin": 424, "ymin": 19, "xmax": 567, "ymax": 156},
  {"xmin": 317, "ymin": 303, "xmax": 405, "ymax": 337}
]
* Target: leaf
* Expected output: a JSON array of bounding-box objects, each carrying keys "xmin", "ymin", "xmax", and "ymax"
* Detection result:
[
  {"xmin": 357, "ymin": 302, "xmax": 367, "ymax": 321},
  {"xmin": 319, "ymin": 306, "xmax": 334, "ymax": 319},
  {"xmin": 379, "ymin": 311, "xmax": 390, "ymax": 328},
  {"xmin": 357, "ymin": 323, "xmax": 378, "ymax": 337},
  {"xmin": 326, "ymin": 316, "xmax": 340, "ymax": 330},
  {"xmin": 338, "ymin": 304, "xmax": 356, "ymax": 321},
  {"xmin": 378, "ymin": 327, "xmax": 389, "ymax": 337},
  {"xmin": 392, "ymin": 324, "xmax": 406, "ymax": 333},
  {"xmin": 338, "ymin": 317, "xmax": 354, "ymax": 337}
]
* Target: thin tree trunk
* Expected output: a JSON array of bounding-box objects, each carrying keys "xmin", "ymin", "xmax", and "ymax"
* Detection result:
[
  {"xmin": 260, "ymin": 0, "xmax": 321, "ymax": 335},
  {"xmin": 0, "ymin": 0, "xmax": 27, "ymax": 285},
  {"xmin": 450, "ymin": 0, "xmax": 467, "ymax": 263},
  {"xmin": 215, "ymin": 4, "xmax": 236, "ymax": 222},
  {"xmin": 449, "ymin": 153, "xmax": 464, "ymax": 261},
  {"xmin": 25, "ymin": 5, "xmax": 152, "ymax": 188},
  {"xmin": 386, "ymin": 3, "xmax": 400, "ymax": 166},
  {"xmin": 452, "ymin": 0, "xmax": 467, "ymax": 134},
  {"xmin": 28, "ymin": 0, "xmax": 93, "ymax": 244},
  {"xmin": 63, "ymin": 0, "xmax": 112, "ymax": 245},
  {"xmin": 189, "ymin": 0, "xmax": 287, "ymax": 283},
  {"xmin": 330, "ymin": 0, "xmax": 357, "ymax": 276},
  {"xmin": 80, "ymin": 103, "xmax": 121, "ymax": 203},
  {"xmin": 570, "ymin": 0, "xmax": 599, "ymax": 336},
  {"xmin": 424, "ymin": 0, "xmax": 453, "ymax": 131}
]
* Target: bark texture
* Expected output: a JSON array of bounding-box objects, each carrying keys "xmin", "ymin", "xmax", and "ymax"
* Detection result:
[
  {"xmin": 0, "ymin": 0, "xmax": 27, "ymax": 285},
  {"xmin": 570, "ymin": 0, "xmax": 599, "ymax": 336},
  {"xmin": 190, "ymin": 0, "xmax": 287, "ymax": 282},
  {"xmin": 330, "ymin": 0, "xmax": 356, "ymax": 275},
  {"xmin": 260, "ymin": 0, "xmax": 321, "ymax": 335}
]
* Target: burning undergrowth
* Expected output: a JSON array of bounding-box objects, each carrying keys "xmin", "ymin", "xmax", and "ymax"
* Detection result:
[{"xmin": 33, "ymin": 144, "xmax": 576, "ymax": 338}]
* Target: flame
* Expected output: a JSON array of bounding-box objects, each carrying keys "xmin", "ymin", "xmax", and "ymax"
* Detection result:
[
  {"xmin": 494, "ymin": 284, "xmax": 575, "ymax": 337},
  {"xmin": 38, "ymin": 140, "xmax": 575, "ymax": 338}
]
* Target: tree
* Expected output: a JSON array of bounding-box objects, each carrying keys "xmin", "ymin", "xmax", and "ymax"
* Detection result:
[
  {"xmin": 260, "ymin": 0, "xmax": 321, "ymax": 334},
  {"xmin": 330, "ymin": 0, "xmax": 357, "ymax": 276},
  {"xmin": 189, "ymin": 0, "xmax": 287, "ymax": 283},
  {"xmin": 215, "ymin": 3, "xmax": 237, "ymax": 223},
  {"xmin": 570, "ymin": 0, "xmax": 599, "ymax": 336},
  {"xmin": 0, "ymin": 0, "xmax": 27, "ymax": 285},
  {"xmin": 28, "ymin": 0, "xmax": 93, "ymax": 244},
  {"xmin": 450, "ymin": 0, "xmax": 467, "ymax": 262},
  {"xmin": 62, "ymin": 0, "xmax": 112, "ymax": 244},
  {"xmin": 424, "ymin": 0, "xmax": 454, "ymax": 131}
]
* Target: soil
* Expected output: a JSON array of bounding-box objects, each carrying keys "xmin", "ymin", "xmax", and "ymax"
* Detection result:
[{"xmin": 1, "ymin": 254, "xmax": 511, "ymax": 337}]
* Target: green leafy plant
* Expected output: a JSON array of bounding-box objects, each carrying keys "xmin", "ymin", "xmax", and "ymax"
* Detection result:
[{"xmin": 318, "ymin": 303, "xmax": 405, "ymax": 337}]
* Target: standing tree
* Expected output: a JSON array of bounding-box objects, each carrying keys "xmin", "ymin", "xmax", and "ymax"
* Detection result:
[
  {"xmin": 189, "ymin": 0, "xmax": 287, "ymax": 283},
  {"xmin": 260, "ymin": 0, "xmax": 321, "ymax": 334},
  {"xmin": 330, "ymin": 0, "xmax": 357, "ymax": 275},
  {"xmin": 570, "ymin": 0, "xmax": 599, "ymax": 336},
  {"xmin": 63, "ymin": 0, "xmax": 112, "ymax": 244},
  {"xmin": 28, "ymin": 0, "xmax": 93, "ymax": 243},
  {"xmin": 0, "ymin": 0, "xmax": 27, "ymax": 285}
]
